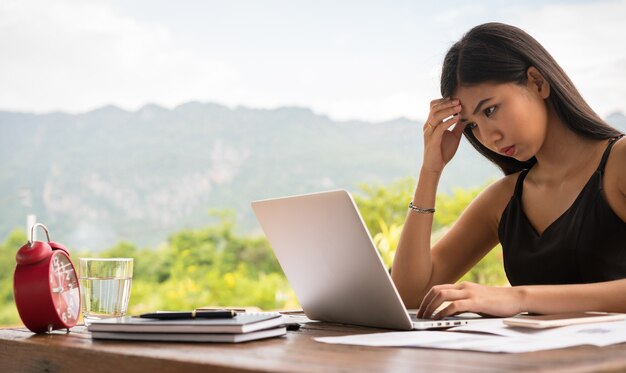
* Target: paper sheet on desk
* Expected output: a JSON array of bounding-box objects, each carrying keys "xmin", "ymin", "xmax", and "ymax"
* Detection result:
[
  {"xmin": 449, "ymin": 319, "xmax": 626, "ymax": 347},
  {"xmin": 315, "ymin": 320, "xmax": 626, "ymax": 353},
  {"xmin": 315, "ymin": 331, "xmax": 583, "ymax": 353}
]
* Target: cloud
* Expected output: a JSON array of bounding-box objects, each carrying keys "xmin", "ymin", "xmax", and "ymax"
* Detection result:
[
  {"xmin": 0, "ymin": 0, "xmax": 624, "ymax": 121},
  {"xmin": 0, "ymin": 0, "xmax": 239, "ymax": 113},
  {"xmin": 505, "ymin": 0, "xmax": 626, "ymax": 117},
  {"xmin": 313, "ymin": 1, "xmax": 626, "ymax": 121}
]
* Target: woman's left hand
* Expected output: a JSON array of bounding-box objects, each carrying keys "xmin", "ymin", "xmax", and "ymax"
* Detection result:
[{"xmin": 416, "ymin": 282, "xmax": 523, "ymax": 319}]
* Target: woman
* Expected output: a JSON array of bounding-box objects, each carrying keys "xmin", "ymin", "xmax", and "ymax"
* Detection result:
[{"xmin": 391, "ymin": 22, "xmax": 626, "ymax": 320}]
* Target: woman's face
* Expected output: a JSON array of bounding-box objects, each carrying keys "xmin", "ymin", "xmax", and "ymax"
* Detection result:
[{"xmin": 454, "ymin": 80, "xmax": 549, "ymax": 162}]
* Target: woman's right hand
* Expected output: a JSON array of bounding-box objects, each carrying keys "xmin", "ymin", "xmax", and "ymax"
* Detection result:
[{"xmin": 421, "ymin": 98, "xmax": 465, "ymax": 173}]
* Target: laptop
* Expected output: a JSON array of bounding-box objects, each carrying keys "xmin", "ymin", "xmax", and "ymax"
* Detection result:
[{"xmin": 252, "ymin": 189, "xmax": 486, "ymax": 330}]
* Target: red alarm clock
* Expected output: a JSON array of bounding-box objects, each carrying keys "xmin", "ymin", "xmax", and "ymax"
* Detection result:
[{"xmin": 13, "ymin": 224, "xmax": 81, "ymax": 333}]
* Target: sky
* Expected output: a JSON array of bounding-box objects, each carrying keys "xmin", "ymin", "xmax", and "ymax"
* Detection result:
[{"xmin": 1, "ymin": 0, "xmax": 625, "ymax": 122}]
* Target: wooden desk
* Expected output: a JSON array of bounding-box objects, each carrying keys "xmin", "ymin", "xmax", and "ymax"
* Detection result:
[{"xmin": 2, "ymin": 321, "xmax": 626, "ymax": 373}]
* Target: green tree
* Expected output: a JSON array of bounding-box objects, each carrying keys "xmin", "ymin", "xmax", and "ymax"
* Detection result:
[
  {"xmin": 110, "ymin": 212, "xmax": 291, "ymax": 315},
  {"xmin": 0, "ymin": 230, "xmax": 27, "ymax": 325},
  {"xmin": 354, "ymin": 177, "xmax": 415, "ymax": 237},
  {"xmin": 434, "ymin": 187, "xmax": 482, "ymax": 228},
  {"xmin": 356, "ymin": 178, "xmax": 507, "ymax": 286},
  {"xmin": 0, "ymin": 179, "xmax": 508, "ymax": 327}
]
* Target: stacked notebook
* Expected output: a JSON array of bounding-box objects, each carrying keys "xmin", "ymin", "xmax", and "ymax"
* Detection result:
[{"xmin": 87, "ymin": 312, "xmax": 287, "ymax": 343}]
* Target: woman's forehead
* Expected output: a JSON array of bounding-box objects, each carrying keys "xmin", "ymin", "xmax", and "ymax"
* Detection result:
[
  {"xmin": 454, "ymin": 82, "xmax": 520, "ymax": 119},
  {"xmin": 454, "ymin": 82, "xmax": 500, "ymax": 100},
  {"xmin": 454, "ymin": 82, "xmax": 519, "ymax": 105}
]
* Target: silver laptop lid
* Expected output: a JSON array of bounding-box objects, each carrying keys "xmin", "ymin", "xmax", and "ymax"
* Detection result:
[{"xmin": 252, "ymin": 189, "xmax": 413, "ymax": 330}]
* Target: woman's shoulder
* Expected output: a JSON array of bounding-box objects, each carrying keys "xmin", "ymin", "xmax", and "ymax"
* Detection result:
[
  {"xmin": 606, "ymin": 136, "xmax": 626, "ymax": 170},
  {"xmin": 603, "ymin": 136, "xmax": 626, "ymax": 223},
  {"xmin": 611, "ymin": 135, "xmax": 626, "ymax": 157},
  {"xmin": 480, "ymin": 171, "xmax": 521, "ymax": 200},
  {"xmin": 453, "ymin": 172, "xmax": 522, "ymax": 236},
  {"xmin": 469, "ymin": 171, "xmax": 522, "ymax": 216},
  {"xmin": 607, "ymin": 136, "xmax": 626, "ymax": 189}
]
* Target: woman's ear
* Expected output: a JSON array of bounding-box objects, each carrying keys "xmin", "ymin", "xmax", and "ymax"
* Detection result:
[{"xmin": 527, "ymin": 66, "xmax": 550, "ymax": 99}]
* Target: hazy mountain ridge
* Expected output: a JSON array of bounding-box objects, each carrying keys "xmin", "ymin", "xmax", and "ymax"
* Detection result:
[{"xmin": 1, "ymin": 103, "xmax": 624, "ymax": 250}]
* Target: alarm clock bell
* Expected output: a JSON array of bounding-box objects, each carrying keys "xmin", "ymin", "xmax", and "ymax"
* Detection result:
[{"xmin": 13, "ymin": 224, "xmax": 81, "ymax": 333}]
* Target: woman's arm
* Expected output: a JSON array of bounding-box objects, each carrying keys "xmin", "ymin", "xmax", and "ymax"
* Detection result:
[
  {"xmin": 417, "ymin": 279, "xmax": 626, "ymax": 319},
  {"xmin": 521, "ymin": 279, "xmax": 626, "ymax": 314},
  {"xmin": 391, "ymin": 168, "xmax": 442, "ymax": 307},
  {"xmin": 391, "ymin": 97, "xmax": 511, "ymax": 308},
  {"xmin": 395, "ymin": 175, "xmax": 510, "ymax": 309},
  {"xmin": 392, "ymin": 97, "xmax": 463, "ymax": 308}
]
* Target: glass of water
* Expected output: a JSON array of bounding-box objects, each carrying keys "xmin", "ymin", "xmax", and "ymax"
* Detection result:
[{"xmin": 79, "ymin": 258, "xmax": 133, "ymax": 325}]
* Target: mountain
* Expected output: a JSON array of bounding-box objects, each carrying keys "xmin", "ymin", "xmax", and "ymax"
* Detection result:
[{"xmin": 1, "ymin": 104, "xmax": 624, "ymax": 250}]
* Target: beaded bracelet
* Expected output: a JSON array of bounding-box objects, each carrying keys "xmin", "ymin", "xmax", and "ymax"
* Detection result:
[{"xmin": 408, "ymin": 202, "xmax": 435, "ymax": 214}]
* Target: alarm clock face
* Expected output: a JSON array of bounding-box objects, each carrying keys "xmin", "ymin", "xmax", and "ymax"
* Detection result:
[{"xmin": 49, "ymin": 252, "xmax": 80, "ymax": 325}]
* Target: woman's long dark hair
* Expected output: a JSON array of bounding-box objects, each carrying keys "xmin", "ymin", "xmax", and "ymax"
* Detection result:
[{"xmin": 441, "ymin": 23, "xmax": 622, "ymax": 175}]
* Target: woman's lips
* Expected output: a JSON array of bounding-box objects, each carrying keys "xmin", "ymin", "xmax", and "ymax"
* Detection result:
[{"xmin": 500, "ymin": 145, "xmax": 516, "ymax": 157}]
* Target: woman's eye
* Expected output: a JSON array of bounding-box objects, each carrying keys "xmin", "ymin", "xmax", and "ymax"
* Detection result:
[
  {"xmin": 484, "ymin": 105, "xmax": 497, "ymax": 117},
  {"xmin": 467, "ymin": 122, "xmax": 477, "ymax": 130}
]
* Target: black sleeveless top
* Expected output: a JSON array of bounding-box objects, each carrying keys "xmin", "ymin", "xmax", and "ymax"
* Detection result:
[{"xmin": 499, "ymin": 136, "xmax": 626, "ymax": 286}]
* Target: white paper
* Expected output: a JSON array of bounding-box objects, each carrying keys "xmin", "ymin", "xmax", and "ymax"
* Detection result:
[
  {"xmin": 315, "ymin": 319, "xmax": 626, "ymax": 353},
  {"xmin": 315, "ymin": 331, "xmax": 584, "ymax": 353},
  {"xmin": 450, "ymin": 319, "xmax": 626, "ymax": 345},
  {"xmin": 448, "ymin": 319, "xmax": 548, "ymax": 338}
]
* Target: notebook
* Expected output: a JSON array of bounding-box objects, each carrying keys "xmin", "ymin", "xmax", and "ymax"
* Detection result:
[
  {"xmin": 87, "ymin": 312, "xmax": 285, "ymax": 334},
  {"xmin": 90, "ymin": 326, "xmax": 287, "ymax": 343},
  {"xmin": 251, "ymin": 189, "xmax": 490, "ymax": 330}
]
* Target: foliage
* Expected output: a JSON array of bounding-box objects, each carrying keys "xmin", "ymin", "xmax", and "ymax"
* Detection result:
[
  {"xmin": 354, "ymin": 177, "xmax": 416, "ymax": 235},
  {"xmin": 93, "ymin": 211, "xmax": 296, "ymax": 316},
  {"xmin": 356, "ymin": 178, "xmax": 507, "ymax": 286},
  {"xmin": 434, "ymin": 187, "xmax": 483, "ymax": 228},
  {"xmin": 0, "ymin": 230, "xmax": 26, "ymax": 325},
  {"xmin": 0, "ymin": 179, "xmax": 507, "ymax": 327}
]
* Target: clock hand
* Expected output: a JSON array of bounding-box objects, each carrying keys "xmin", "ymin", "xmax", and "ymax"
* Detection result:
[
  {"xmin": 57, "ymin": 262, "xmax": 72, "ymax": 271},
  {"xmin": 56, "ymin": 270, "xmax": 63, "ymax": 288}
]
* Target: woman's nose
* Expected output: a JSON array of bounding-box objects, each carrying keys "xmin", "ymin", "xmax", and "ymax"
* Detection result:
[{"xmin": 480, "ymin": 125, "xmax": 503, "ymax": 149}]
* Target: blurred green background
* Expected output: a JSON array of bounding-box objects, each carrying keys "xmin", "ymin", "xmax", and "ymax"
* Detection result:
[{"xmin": 0, "ymin": 178, "xmax": 507, "ymax": 327}]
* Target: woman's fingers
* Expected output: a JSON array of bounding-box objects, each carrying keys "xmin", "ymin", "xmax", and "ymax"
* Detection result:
[
  {"xmin": 422, "ymin": 288, "xmax": 468, "ymax": 319},
  {"xmin": 433, "ymin": 300, "xmax": 472, "ymax": 320},
  {"xmin": 417, "ymin": 282, "xmax": 478, "ymax": 319},
  {"xmin": 429, "ymin": 98, "xmax": 448, "ymax": 109},
  {"xmin": 424, "ymin": 102, "xmax": 462, "ymax": 132},
  {"xmin": 429, "ymin": 97, "xmax": 457, "ymax": 110},
  {"xmin": 432, "ymin": 103, "xmax": 462, "ymax": 127},
  {"xmin": 417, "ymin": 284, "xmax": 458, "ymax": 318},
  {"xmin": 421, "ymin": 97, "xmax": 463, "ymax": 172},
  {"xmin": 451, "ymin": 117, "xmax": 467, "ymax": 137},
  {"xmin": 417, "ymin": 283, "xmax": 525, "ymax": 320}
]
